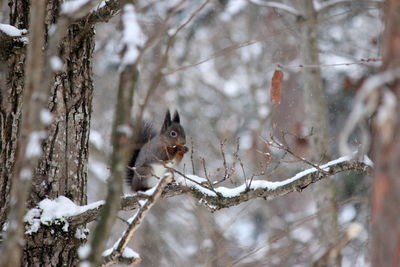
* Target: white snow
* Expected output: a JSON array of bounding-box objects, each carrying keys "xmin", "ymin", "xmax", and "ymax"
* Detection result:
[
  {"xmin": 26, "ymin": 131, "xmax": 46, "ymax": 158},
  {"xmin": 78, "ymin": 244, "xmax": 91, "ymax": 259},
  {"xmin": 122, "ymin": 247, "xmax": 140, "ymax": 259},
  {"xmin": 291, "ymin": 226, "xmax": 313, "ymax": 243},
  {"xmin": 339, "ymin": 204, "xmax": 357, "ymax": 224},
  {"xmin": 89, "ymin": 130, "xmax": 104, "ymax": 150},
  {"xmin": 363, "ymin": 155, "xmax": 373, "ymax": 167},
  {"xmin": 102, "ymin": 237, "xmax": 122, "ymax": 256},
  {"xmin": 116, "ymin": 124, "xmax": 132, "ymax": 137},
  {"xmin": 0, "ymin": 23, "xmax": 27, "ymax": 37},
  {"xmin": 176, "ymin": 174, "xmax": 217, "ymax": 196},
  {"xmin": 75, "ymin": 226, "xmax": 89, "ymax": 240},
  {"xmin": 79, "ymin": 262, "xmax": 90, "ymax": 267},
  {"xmin": 24, "ymin": 196, "xmax": 104, "ymax": 234},
  {"xmin": 50, "ymin": 56, "xmax": 63, "ymax": 71},
  {"xmin": 178, "ymin": 156, "xmax": 352, "ymax": 198},
  {"xmin": 120, "ymin": 4, "xmax": 145, "ymax": 68},
  {"xmin": 88, "ymin": 157, "xmax": 109, "ymax": 182},
  {"xmin": 20, "ymin": 168, "xmax": 33, "ymax": 180},
  {"xmin": 220, "ymin": 0, "xmax": 247, "ymax": 21},
  {"xmin": 249, "ymin": 0, "xmax": 301, "ymax": 16},
  {"xmin": 102, "ymin": 244, "xmax": 139, "ymax": 260},
  {"xmin": 223, "ymin": 80, "xmax": 241, "ymax": 97},
  {"xmin": 61, "ymin": 0, "xmax": 91, "ymax": 15},
  {"xmin": 40, "ymin": 109, "xmax": 53, "ymax": 125}
]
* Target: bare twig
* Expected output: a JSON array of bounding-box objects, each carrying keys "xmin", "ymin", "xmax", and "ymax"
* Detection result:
[
  {"xmin": 190, "ymin": 137, "xmax": 196, "ymax": 175},
  {"xmin": 277, "ymin": 58, "xmax": 381, "ymax": 69},
  {"xmin": 266, "ymin": 135, "xmax": 330, "ymax": 175}
]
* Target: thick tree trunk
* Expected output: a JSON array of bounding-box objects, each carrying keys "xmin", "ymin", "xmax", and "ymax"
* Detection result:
[
  {"xmin": 0, "ymin": 0, "xmax": 94, "ymax": 265},
  {"xmin": 371, "ymin": 0, "xmax": 400, "ymax": 266},
  {"xmin": 299, "ymin": 1, "xmax": 340, "ymax": 265}
]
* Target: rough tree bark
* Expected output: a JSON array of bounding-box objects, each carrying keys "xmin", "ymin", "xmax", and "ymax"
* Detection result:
[
  {"xmin": 371, "ymin": 0, "xmax": 400, "ymax": 266},
  {"xmin": 0, "ymin": 0, "xmax": 95, "ymax": 265},
  {"xmin": 299, "ymin": 0, "xmax": 340, "ymax": 265}
]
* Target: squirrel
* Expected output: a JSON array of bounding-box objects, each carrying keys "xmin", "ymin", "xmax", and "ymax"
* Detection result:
[{"xmin": 126, "ymin": 110, "xmax": 188, "ymax": 192}]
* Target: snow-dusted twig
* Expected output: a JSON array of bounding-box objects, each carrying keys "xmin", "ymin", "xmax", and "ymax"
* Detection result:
[
  {"xmin": 266, "ymin": 135, "xmax": 330, "ymax": 175},
  {"xmin": 338, "ymin": 67, "xmax": 400, "ymax": 156},
  {"xmin": 174, "ymin": 156, "xmax": 371, "ymax": 211},
  {"xmin": 102, "ymin": 175, "xmax": 172, "ymax": 266},
  {"xmin": 248, "ymin": 0, "xmax": 303, "ymax": 17},
  {"xmin": 277, "ymin": 58, "xmax": 381, "ymax": 69}
]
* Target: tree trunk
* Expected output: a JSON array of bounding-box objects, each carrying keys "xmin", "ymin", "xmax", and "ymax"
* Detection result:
[
  {"xmin": 1, "ymin": 0, "xmax": 94, "ymax": 265},
  {"xmin": 299, "ymin": 0, "xmax": 340, "ymax": 265},
  {"xmin": 371, "ymin": 0, "xmax": 400, "ymax": 266}
]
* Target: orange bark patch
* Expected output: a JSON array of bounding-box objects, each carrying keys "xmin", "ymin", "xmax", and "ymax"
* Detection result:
[
  {"xmin": 372, "ymin": 174, "xmax": 390, "ymax": 220},
  {"xmin": 270, "ymin": 70, "xmax": 283, "ymax": 105}
]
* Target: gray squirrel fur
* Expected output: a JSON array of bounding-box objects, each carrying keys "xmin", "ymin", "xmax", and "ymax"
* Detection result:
[{"xmin": 126, "ymin": 110, "xmax": 188, "ymax": 192}]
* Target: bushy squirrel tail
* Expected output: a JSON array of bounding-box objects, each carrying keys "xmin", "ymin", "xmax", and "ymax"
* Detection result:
[{"xmin": 126, "ymin": 121, "xmax": 156, "ymax": 186}]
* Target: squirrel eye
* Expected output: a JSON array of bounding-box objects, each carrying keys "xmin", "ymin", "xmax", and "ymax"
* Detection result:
[{"xmin": 170, "ymin": 130, "xmax": 177, "ymax": 137}]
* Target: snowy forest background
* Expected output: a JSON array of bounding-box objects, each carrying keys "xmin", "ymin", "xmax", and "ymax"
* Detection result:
[{"xmin": 0, "ymin": 0, "xmax": 398, "ymax": 266}]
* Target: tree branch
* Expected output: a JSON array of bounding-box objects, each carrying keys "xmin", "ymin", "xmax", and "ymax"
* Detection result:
[
  {"xmin": 102, "ymin": 175, "xmax": 172, "ymax": 266},
  {"xmin": 63, "ymin": 156, "xmax": 372, "ymax": 229}
]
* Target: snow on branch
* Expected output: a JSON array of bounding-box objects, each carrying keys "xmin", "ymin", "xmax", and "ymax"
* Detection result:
[
  {"xmin": 249, "ymin": 0, "xmax": 302, "ymax": 17},
  {"xmin": 0, "ymin": 24, "xmax": 27, "ymax": 37},
  {"xmin": 172, "ymin": 156, "xmax": 372, "ymax": 211},
  {"xmin": 85, "ymin": 0, "xmax": 121, "ymax": 26},
  {"xmin": 24, "ymin": 196, "xmax": 104, "ymax": 234},
  {"xmin": 0, "ymin": 23, "xmax": 28, "ymax": 60},
  {"xmin": 59, "ymin": 156, "xmax": 373, "ymax": 230}
]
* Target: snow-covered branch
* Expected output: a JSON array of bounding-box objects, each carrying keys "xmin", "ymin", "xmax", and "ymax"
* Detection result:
[
  {"xmin": 172, "ymin": 156, "xmax": 372, "ymax": 211},
  {"xmin": 20, "ymin": 157, "xmax": 371, "ymax": 235},
  {"xmin": 0, "ymin": 24, "xmax": 27, "ymax": 60},
  {"xmin": 33, "ymin": 156, "xmax": 365, "ymax": 231},
  {"xmin": 85, "ymin": 0, "xmax": 121, "ymax": 26}
]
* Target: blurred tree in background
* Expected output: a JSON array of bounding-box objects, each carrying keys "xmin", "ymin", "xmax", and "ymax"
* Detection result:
[{"xmin": 0, "ymin": 0, "xmax": 397, "ymax": 266}]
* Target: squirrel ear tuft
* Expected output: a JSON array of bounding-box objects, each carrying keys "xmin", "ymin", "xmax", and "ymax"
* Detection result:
[
  {"xmin": 173, "ymin": 110, "xmax": 180, "ymax": 123},
  {"xmin": 161, "ymin": 110, "xmax": 171, "ymax": 132}
]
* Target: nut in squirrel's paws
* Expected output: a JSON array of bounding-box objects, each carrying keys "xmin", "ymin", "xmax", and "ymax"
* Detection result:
[{"xmin": 177, "ymin": 145, "xmax": 189, "ymax": 153}]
